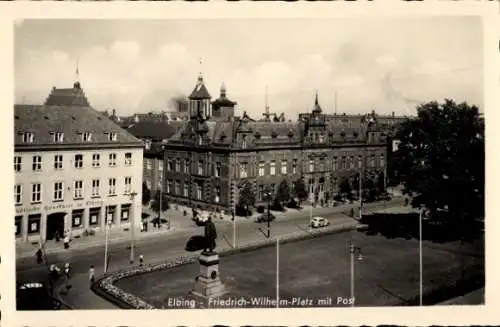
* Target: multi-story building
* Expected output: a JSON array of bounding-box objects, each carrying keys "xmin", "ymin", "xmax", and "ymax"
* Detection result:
[
  {"xmin": 163, "ymin": 73, "xmax": 388, "ymax": 213},
  {"xmin": 14, "ymin": 80, "xmax": 144, "ymax": 243}
]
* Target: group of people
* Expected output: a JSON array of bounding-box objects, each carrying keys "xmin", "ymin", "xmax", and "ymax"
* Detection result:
[{"xmin": 52, "ymin": 230, "xmax": 71, "ymax": 249}]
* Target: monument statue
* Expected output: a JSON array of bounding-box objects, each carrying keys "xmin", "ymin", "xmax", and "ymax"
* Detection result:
[{"xmin": 203, "ymin": 216, "xmax": 217, "ymax": 253}]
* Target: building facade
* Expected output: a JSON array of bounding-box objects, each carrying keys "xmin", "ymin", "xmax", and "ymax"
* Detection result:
[
  {"xmin": 163, "ymin": 74, "xmax": 389, "ymax": 213},
  {"xmin": 14, "ymin": 81, "xmax": 144, "ymax": 243}
]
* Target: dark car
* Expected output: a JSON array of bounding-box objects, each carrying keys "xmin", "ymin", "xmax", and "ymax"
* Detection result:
[
  {"xmin": 185, "ymin": 235, "xmax": 216, "ymax": 252},
  {"xmin": 17, "ymin": 282, "xmax": 63, "ymax": 310},
  {"xmin": 255, "ymin": 213, "xmax": 276, "ymax": 223}
]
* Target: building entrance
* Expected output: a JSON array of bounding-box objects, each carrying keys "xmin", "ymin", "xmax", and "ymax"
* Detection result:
[{"xmin": 46, "ymin": 212, "xmax": 65, "ymax": 240}]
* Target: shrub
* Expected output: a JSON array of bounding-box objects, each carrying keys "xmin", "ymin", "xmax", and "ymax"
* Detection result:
[
  {"xmin": 270, "ymin": 201, "xmax": 285, "ymax": 212},
  {"xmin": 256, "ymin": 205, "xmax": 266, "ymax": 213},
  {"xmin": 235, "ymin": 204, "xmax": 252, "ymax": 217},
  {"xmin": 286, "ymin": 199, "xmax": 300, "ymax": 209}
]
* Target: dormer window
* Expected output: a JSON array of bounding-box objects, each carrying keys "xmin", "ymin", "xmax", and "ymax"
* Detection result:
[
  {"xmin": 198, "ymin": 135, "xmax": 203, "ymax": 146},
  {"xmin": 106, "ymin": 132, "xmax": 117, "ymax": 141},
  {"xmin": 20, "ymin": 132, "xmax": 34, "ymax": 144},
  {"xmin": 318, "ymin": 133, "xmax": 324, "ymax": 143},
  {"xmin": 242, "ymin": 135, "xmax": 247, "ymax": 149},
  {"xmin": 80, "ymin": 132, "xmax": 92, "ymax": 142},
  {"xmin": 271, "ymin": 131, "xmax": 277, "ymax": 139},
  {"xmin": 50, "ymin": 132, "xmax": 64, "ymax": 143}
]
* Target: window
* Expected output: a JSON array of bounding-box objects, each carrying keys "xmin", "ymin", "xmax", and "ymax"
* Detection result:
[
  {"xmin": 183, "ymin": 182, "xmax": 189, "ymax": 197},
  {"xmin": 74, "ymin": 154, "xmax": 83, "ymax": 168},
  {"xmin": 14, "ymin": 156, "xmax": 22, "ymax": 172},
  {"xmin": 158, "ymin": 160, "xmax": 164, "ymax": 171},
  {"xmin": 51, "ymin": 132, "xmax": 64, "ymax": 143},
  {"xmin": 258, "ymin": 185, "xmax": 264, "ymax": 201},
  {"xmin": 92, "ymin": 179, "xmax": 100, "ymax": 197},
  {"xmin": 92, "ymin": 154, "xmax": 100, "ymax": 167},
  {"xmin": 107, "ymin": 132, "xmax": 118, "ymax": 141},
  {"xmin": 184, "ymin": 159, "xmax": 189, "ymax": 174},
  {"xmin": 341, "ymin": 157, "xmax": 346, "ymax": 169},
  {"xmin": 281, "ymin": 161, "xmax": 287, "ymax": 175},
  {"xmin": 270, "ymin": 161, "xmax": 276, "ymax": 176},
  {"xmin": 31, "ymin": 183, "xmax": 41, "ymax": 203},
  {"xmin": 214, "ymin": 186, "xmax": 221, "ymax": 203},
  {"xmin": 167, "ymin": 180, "xmax": 172, "ymax": 194},
  {"xmin": 195, "ymin": 182, "xmax": 202, "ymax": 200},
  {"xmin": 74, "ymin": 180, "xmax": 84, "ymax": 199},
  {"xmin": 144, "ymin": 159, "xmax": 151, "ymax": 170},
  {"xmin": 124, "ymin": 177, "xmax": 132, "ymax": 194},
  {"xmin": 357, "ymin": 156, "xmax": 362, "ymax": 169},
  {"xmin": 198, "ymin": 135, "xmax": 203, "ymax": 146},
  {"xmin": 318, "ymin": 133, "xmax": 324, "ymax": 143},
  {"xmin": 168, "ymin": 159, "xmax": 174, "ymax": 171},
  {"xmin": 197, "ymin": 160, "xmax": 204, "ymax": 175},
  {"xmin": 14, "ymin": 184, "xmax": 22, "ymax": 205},
  {"xmin": 15, "ymin": 216, "xmax": 22, "ymax": 237},
  {"xmin": 240, "ymin": 162, "xmax": 248, "ymax": 178},
  {"xmin": 175, "ymin": 180, "xmax": 180, "ymax": 195},
  {"xmin": 333, "ymin": 157, "xmax": 338, "ymax": 171},
  {"xmin": 120, "ymin": 205, "xmax": 130, "ymax": 222},
  {"xmin": 370, "ymin": 155, "xmax": 376, "ymax": 167},
  {"xmin": 54, "ymin": 155, "xmax": 63, "ymax": 170},
  {"xmin": 242, "ymin": 135, "xmax": 247, "ymax": 149},
  {"xmin": 125, "ymin": 152, "xmax": 132, "ymax": 166},
  {"xmin": 380, "ymin": 154, "xmax": 385, "ymax": 167},
  {"xmin": 108, "ymin": 178, "xmax": 116, "ymax": 196},
  {"xmin": 176, "ymin": 158, "xmax": 181, "ymax": 172},
  {"xmin": 72, "ymin": 209, "xmax": 84, "ymax": 227},
  {"xmin": 89, "ymin": 207, "xmax": 100, "ymax": 226},
  {"xmin": 21, "ymin": 132, "xmax": 34, "ymax": 143},
  {"xmin": 215, "ymin": 162, "xmax": 221, "ymax": 177},
  {"xmin": 309, "ymin": 159, "xmax": 314, "ymax": 173},
  {"xmin": 146, "ymin": 180, "xmax": 151, "ymax": 190},
  {"xmin": 349, "ymin": 156, "xmax": 355, "ymax": 169},
  {"xmin": 258, "ymin": 162, "xmax": 265, "ymax": 177},
  {"xmin": 32, "ymin": 155, "xmax": 42, "ymax": 171},
  {"xmin": 109, "ymin": 153, "xmax": 117, "ymax": 167},
  {"xmin": 292, "ymin": 159, "xmax": 297, "ymax": 174},
  {"xmin": 80, "ymin": 132, "xmax": 92, "ymax": 142},
  {"xmin": 53, "ymin": 182, "xmax": 63, "ymax": 201},
  {"xmin": 320, "ymin": 158, "xmax": 325, "ymax": 171},
  {"xmin": 28, "ymin": 214, "xmax": 41, "ymax": 234}
]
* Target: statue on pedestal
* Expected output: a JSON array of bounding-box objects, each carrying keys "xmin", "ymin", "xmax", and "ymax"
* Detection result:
[{"xmin": 203, "ymin": 216, "xmax": 217, "ymax": 254}]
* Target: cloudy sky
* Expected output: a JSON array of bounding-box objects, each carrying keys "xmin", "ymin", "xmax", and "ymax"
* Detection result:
[{"xmin": 15, "ymin": 18, "xmax": 482, "ymax": 118}]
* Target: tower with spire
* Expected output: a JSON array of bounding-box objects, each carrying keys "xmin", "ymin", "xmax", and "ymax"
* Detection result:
[
  {"xmin": 211, "ymin": 82, "xmax": 237, "ymax": 120},
  {"xmin": 44, "ymin": 58, "xmax": 90, "ymax": 107},
  {"xmin": 188, "ymin": 60, "xmax": 212, "ymax": 120}
]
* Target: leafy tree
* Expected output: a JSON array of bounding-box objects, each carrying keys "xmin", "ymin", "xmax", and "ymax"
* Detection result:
[
  {"xmin": 238, "ymin": 181, "xmax": 256, "ymax": 216},
  {"xmin": 293, "ymin": 178, "xmax": 308, "ymax": 205},
  {"xmin": 393, "ymin": 99, "xmax": 484, "ymax": 239},
  {"xmin": 339, "ymin": 177, "xmax": 351, "ymax": 198},
  {"xmin": 151, "ymin": 190, "xmax": 169, "ymax": 216},
  {"xmin": 276, "ymin": 179, "xmax": 291, "ymax": 205},
  {"xmin": 142, "ymin": 182, "xmax": 151, "ymax": 206}
]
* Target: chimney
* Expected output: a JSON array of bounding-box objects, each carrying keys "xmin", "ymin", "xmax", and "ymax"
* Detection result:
[
  {"xmin": 112, "ymin": 109, "xmax": 116, "ymax": 117},
  {"xmin": 392, "ymin": 111, "xmax": 395, "ymax": 117}
]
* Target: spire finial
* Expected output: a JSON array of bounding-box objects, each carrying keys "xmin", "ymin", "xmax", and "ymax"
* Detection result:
[
  {"xmin": 73, "ymin": 56, "xmax": 81, "ymax": 89},
  {"xmin": 198, "ymin": 57, "xmax": 203, "ymax": 82},
  {"xmin": 220, "ymin": 82, "xmax": 226, "ymax": 97},
  {"xmin": 315, "ymin": 90, "xmax": 319, "ymax": 106}
]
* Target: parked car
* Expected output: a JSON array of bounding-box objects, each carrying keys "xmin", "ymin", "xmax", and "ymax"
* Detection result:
[
  {"xmin": 185, "ymin": 235, "xmax": 209, "ymax": 252},
  {"xmin": 255, "ymin": 213, "xmax": 276, "ymax": 223},
  {"xmin": 17, "ymin": 282, "xmax": 61, "ymax": 310},
  {"xmin": 310, "ymin": 216, "xmax": 329, "ymax": 228}
]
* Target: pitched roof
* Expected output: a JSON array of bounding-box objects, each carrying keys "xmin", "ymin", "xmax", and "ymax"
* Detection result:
[
  {"xmin": 14, "ymin": 104, "xmax": 142, "ymax": 149},
  {"xmin": 44, "ymin": 83, "xmax": 90, "ymax": 107},
  {"xmin": 126, "ymin": 121, "xmax": 178, "ymax": 141},
  {"xmin": 189, "ymin": 75, "xmax": 211, "ymax": 99}
]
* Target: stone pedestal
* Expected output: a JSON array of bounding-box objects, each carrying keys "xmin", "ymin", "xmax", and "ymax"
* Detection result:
[{"xmin": 190, "ymin": 251, "xmax": 225, "ymax": 299}]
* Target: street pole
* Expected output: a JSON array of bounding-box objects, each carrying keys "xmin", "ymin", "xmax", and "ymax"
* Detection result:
[
  {"xmin": 129, "ymin": 192, "xmax": 137, "ymax": 264},
  {"xmin": 267, "ymin": 193, "xmax": 271, "ymax": 239},
  {"xmin": 232, "ymin": 209, "xmax": 236, "ymax": 248},
  {"xmin": 419, "ymin": 207, "xmax": 423, "ymax": 306},
  {"xmin": 104, "ymin": 214, "xmax": 110, "ymax": 273},
  {"xmin": 159, "ymin": 188, "xmax": 162, "ymax": 228},
  {"xmin": 350, "ymin": 240, "xmax": 355, "ymax": 307},
  {"xmin": 276, "ymin": 237, "xmax": 280, "ymax": 308}
]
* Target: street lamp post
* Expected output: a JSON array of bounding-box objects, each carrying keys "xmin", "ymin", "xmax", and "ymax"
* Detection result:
[
  {"xmin": 419, "ymin": 206, "xmax": 424, "ymax": 306},
  {"xmin": 129, "ymin": 191, "xmax": 138, "ymax": 264},
  {"xmin": 103, "ymin": 209, "xmax": 111, "ymax": 273},
  {"xmin": 349, "ymin": 240, "xmax": 363, "ymax": 307}
]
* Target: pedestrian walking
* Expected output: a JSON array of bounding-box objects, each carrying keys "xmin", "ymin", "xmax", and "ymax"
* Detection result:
[
  {"xmin": 63, "ymin": 262, "xmax": 72, "ymax": 290},
  {"xmin": 64, "ymin": 233, "xmax": 69, "ymax": 249},
  {"xmin": 89, "ymin": 265, "xmax": 95, "ymax": 284},
  {"xmin": 139, "ymin": 254, "xmax": 144, "ymax": 266}
]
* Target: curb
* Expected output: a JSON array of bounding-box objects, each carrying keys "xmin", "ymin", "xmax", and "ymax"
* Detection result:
[{"xmin": 91, "ymin": 222, "xmax": 358, "ymax": 309}]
